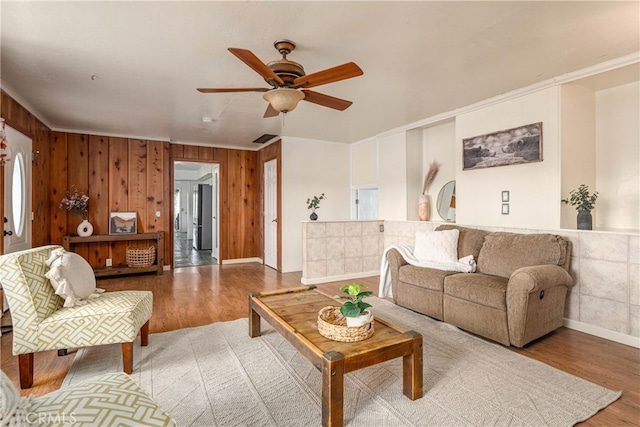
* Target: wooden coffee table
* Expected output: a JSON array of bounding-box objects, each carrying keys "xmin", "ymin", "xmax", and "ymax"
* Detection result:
[{"xmin": 248, "ymin": 286, "xmax": 423, "ymax": 427}]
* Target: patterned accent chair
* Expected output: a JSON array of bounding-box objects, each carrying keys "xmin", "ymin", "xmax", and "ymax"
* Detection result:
[
  {"xmin": 1, "ymin": 370, "xmax": 176, "ymax": 425},
  {"xmin": 0, "ymin": 246, "xmax": 153, "ymax": 388}
]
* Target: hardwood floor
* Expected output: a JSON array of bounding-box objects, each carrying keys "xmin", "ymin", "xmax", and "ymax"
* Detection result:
[{"xmin": 1, "ymin": 264, "xmax": 638, "ymax": 426}]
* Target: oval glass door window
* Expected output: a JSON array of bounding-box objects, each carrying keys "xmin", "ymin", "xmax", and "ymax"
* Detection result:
[{"xmin": 12, "ymin": 152, "xmax": 25, "ymax": 236}]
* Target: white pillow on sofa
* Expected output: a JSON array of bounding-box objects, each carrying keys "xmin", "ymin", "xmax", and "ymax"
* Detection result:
[
  {"xmin": 414, "ymin": 229, "xmax": 460, "ymax": 263},
  {"xmin": 45, "ymin": 248, "xmax": 102, "ymax": 308}
]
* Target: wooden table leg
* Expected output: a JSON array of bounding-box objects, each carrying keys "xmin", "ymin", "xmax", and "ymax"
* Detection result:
[
  {"xmin": 322, "ymin": 351, "xmax": 345, "ymax": 427},
  {"xmin": 402, "ymin": 330, "xmax": 423, "ymax": 400},
  {"xmin": 248, "ymin": 293, "xmax": 261, "ymax": 338}
]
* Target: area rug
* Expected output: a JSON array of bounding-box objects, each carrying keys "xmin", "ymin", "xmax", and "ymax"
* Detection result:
[{"xmin": 63, "ymin": 297, "xmax": 620, "ymax": 426}]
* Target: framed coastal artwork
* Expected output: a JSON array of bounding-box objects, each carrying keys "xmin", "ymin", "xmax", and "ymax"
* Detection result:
[
  {"xmin": 463, "ymin": 122, "xmax": 543, "ymax": 170},
  {"xmin": 109, "ymin": 211, "xmax": 137, "ymax": 235}
]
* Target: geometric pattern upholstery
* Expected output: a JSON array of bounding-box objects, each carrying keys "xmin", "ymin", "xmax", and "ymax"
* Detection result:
[
  {"xmin": 0, "ymin": 245, "xmax": 153, "ymax": 355},
  {"xmin": 29, "ymin": 372, "xmax": 176, "ymax": 426}
]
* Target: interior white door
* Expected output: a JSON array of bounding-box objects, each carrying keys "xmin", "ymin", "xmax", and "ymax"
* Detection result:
[
  {"xmin": 3, "ymin": 126, "xmax": 32, "ymax": 255},
  {"xmin": 263, "ymin": 159, "xmax": 277, "ymax": 269},
  {"xmin": 355, "ymin": 188, "xmax": 378, "ymax": 220},
  {"xmin": 211, "ymin": 165, "xmax": 219, "ymax": 260}
]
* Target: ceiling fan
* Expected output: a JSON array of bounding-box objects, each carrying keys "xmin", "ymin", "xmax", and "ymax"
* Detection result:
[{"xmin": 197, "ymin": 40, "xmax": 363, "ymax": 118}]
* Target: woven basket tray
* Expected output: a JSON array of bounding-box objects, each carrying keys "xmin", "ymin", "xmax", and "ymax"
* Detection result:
[
  {"xmin": 317, "ymin": 306, "xmax": 374, "ymax": 342},
  {"xmin": 126, "ymin": 246, "xmax": 156, "ymax": 268}
]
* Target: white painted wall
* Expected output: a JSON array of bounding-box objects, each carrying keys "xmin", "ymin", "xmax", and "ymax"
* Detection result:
[
  {"xmin": 377, "ymin": 131, "xmax": 408, "ymax": 220},
  {"xmin": 281, "ymin": 137, "xmax": 350, "ymax": 272},
  {"xmin": 422, "ymin": 120, "xmax": 456, "ymax": 221},
  {"xmin": 455, "ymin": 87, "xmax": 562, "ymax": 228},
  {"xmin": 596, "ymin": 81, "xmax": 640, "ymax": 230},
  {"xmin": 406, "ymin": 129, "xmax": 423, "ymax": 221},
  {"xmin": 351, "ymin": 138, "xmax": 377, "ymax": 187},
  {"xmin": 560, "ymin": 83, "xmax": 596, "ymax": 229}
]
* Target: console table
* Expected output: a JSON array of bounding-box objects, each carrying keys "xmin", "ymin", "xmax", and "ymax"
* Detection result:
[{"xmin": 62, "ymin": 231, "xmax": 164, "ymax": 277}]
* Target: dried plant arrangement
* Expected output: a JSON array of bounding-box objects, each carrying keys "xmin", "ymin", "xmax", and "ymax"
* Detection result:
[{"xmin": 422, "ymin": 161, "xmax": 440, "ymax": 195}]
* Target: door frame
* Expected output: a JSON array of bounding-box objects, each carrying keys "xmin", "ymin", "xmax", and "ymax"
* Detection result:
[
  {"xmin": 259, "ymin": 143, "xmax": 282, "ymax": 271},
  {"xmin": 263, "ymin": 158, "xmax": 277, "ymax": 269},
  {"xmin": 171, "ymin": 160, "xmax": 220, "ymax": 267}
]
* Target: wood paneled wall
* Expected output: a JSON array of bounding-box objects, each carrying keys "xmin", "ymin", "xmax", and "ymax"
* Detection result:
[
  {"xmin": 1, "ymin": 91, "xmax": 264, "ymax": 268},
  {"xmin": 49, "ymin": 132, "xmax": 172, "ymax": 268}
]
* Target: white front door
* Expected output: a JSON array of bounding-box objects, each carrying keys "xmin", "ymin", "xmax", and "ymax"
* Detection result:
[
  {"xmin": 263, "ymin": 159, "xmax": 277, "ymax": 269},
  {"xmin": 3, "ymin": 126, "xmax": 32, "ymax": 255}
]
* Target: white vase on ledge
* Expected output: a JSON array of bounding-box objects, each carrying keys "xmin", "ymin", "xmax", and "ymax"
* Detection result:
[{"xmin": 77, "ymin": 219, "xmax": 94, "ymax": 237}]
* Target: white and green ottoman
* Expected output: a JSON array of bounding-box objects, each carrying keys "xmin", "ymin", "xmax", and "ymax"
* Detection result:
[{"xmin": 1, "ymin": 370, "xmax": 176, "ymax": 426}]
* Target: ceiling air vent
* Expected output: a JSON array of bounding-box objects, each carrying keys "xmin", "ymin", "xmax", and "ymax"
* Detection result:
[{"xmin": 252, "ymin": 134, "xmax": 278, "ymax": 144}]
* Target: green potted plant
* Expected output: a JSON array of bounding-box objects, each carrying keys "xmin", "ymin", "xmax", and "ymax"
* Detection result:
[
  {"xmin": 306, "ymin": 193, "xmax": 326, "ymax": 221},
  {"xmin": 562, "ymin": 184, "xmax": 598, "ymax": 230},
  {"xmin": 334, "ymin": 283, "xmax": 373, "ymax": 327}
]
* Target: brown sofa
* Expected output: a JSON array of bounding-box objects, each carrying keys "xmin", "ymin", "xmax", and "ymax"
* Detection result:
[{"xmin": 386, "ymin": 225, "xmax": 574, "ymax": 347}]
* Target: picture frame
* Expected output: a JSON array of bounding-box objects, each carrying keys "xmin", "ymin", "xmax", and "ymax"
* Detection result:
[
  {"xmin": 502, "ymin": 204, "xmax": 510, "ymax": 215},
  {"xmin": 109, "ymin": 211, "xmax": 137, "ymax": 235},
  {"xmin": 502, "ymin": 191, "xmax": 510, "ymax": 202},
  {"xmin": 463, "ymin": 122, "xmax": 543, "ymax": 170}
]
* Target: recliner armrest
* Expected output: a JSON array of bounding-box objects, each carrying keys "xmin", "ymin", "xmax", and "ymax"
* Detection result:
[
  {"xmin": 386, "ymin": 248, "xmax": 408, "ymax": 269},
  {"xmin": 506, "ymin": 265, "xmax": 574, "ymax": 347},
  {"xmin": 386, "ymin": 248, "xmax": 408, "ymax": 300},
  {"xmin": 507, "ymin": 265, "xmax": 574, "ymax": 294}
]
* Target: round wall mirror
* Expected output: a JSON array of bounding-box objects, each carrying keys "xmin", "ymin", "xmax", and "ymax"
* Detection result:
[{"xmin": 437, "ymin": 180, "xmax": 456, "ymax": 222}]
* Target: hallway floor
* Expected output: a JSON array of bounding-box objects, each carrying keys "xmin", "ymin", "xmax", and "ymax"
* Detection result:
[{"xmin": 174, "ymin": 231, "xmax": 217, "ymax": 268}]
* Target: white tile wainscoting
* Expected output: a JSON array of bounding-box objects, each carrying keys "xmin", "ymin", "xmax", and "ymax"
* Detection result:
[
  {"xmin": 301, "ymin": 220, "xmax": 639, "ymax": 348},
  {"xmin": 302, "ymin": 220, "xmax": 385, "ymax": 286}
]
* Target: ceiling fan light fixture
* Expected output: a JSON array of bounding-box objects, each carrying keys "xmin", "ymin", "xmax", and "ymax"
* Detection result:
[{"xmin": 263, "ymin": 88, "xmax": 304, "ymax": 113}]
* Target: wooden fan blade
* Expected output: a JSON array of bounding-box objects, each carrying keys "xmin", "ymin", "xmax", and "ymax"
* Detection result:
[
  {"xmin": 302, "ymin": 90, "xmax": 353, "ymax": 111},
  {"xmin": 263, "ymin": 104, "xmax": 280, "ymax": 118},
  {"xmin": 293, "ymin": 62, "xmax": 363, "ymax": 89},
  {"xmin": 228, "ymin": 48, "xmax": 284, "ymax": 86},
  {"xmin": 197, "ymin": 87, "xmax": 269, "ymax": 93}
]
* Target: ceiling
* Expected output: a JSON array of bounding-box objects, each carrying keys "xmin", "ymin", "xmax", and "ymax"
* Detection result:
[{"xmin": 1, "ymin": 1, "xmax": 639, "ymax": 151}]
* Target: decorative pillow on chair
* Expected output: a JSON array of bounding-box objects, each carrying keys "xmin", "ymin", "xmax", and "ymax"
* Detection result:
[
  {"xmin": 45, "ymin": 248, "xmax": 103, "ymax": 308},
  {"xmin": 414, "ymin": 229, "xmax": 460, "ymax": 263},
  {"xmin": 0, "ymin": 370, "xmax": 31, "ymax": 425}
]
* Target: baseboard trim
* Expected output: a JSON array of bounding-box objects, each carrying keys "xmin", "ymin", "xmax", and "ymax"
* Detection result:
[
  {"xmin": 301, "ymin": 271, "xmax": 379, "ymax": 286},
  {"xmin": 221, "ymin": 257, "xmax": 263, "ymax": 265},
  {"xmin": 563, "ymin": 318, "xmax": 640, "ymax": 349}
]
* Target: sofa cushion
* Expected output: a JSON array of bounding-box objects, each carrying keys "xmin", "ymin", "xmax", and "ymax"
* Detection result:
[
  {"xmin": 435, "ymin": 225, "xmax": 488, "ymax": 260},
  {"xmin": 30, "ymin": 372, "xmax": 175, "ymax": 426},
  {"xmin": 36, "ymin": 290, "xmax": 153, "ymax": 352},
  {"xmin": 399, "ymin": 265, "xmax": 458, "ymax": 291},
  {"xmin": 414, "ymin": 229, "xmax": 459, "ymax": 263},
  {"xmin": 444, "ymin": 273, "xmax": 509, "ymax": 310},
  {"xmin": 477, "ymin": 232, "xmax": 568, "ymax": 278}
]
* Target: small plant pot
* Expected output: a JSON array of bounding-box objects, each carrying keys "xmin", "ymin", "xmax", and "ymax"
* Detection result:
[{"xmin": 346, "ymin": 310, "xmax": 372, "ymax": 328}]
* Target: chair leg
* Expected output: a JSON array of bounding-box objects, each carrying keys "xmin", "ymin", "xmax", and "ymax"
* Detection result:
[
  {"xmin": 122, "ymin": 342, "xmax": 133, "ymax": 374},
  {"xmin": 140, "ymin": 320, "xmax": 149, "ymax": 346},
  {"xmin": 18, "ymin": 353, "xmax": 34, "ymax": 389}
]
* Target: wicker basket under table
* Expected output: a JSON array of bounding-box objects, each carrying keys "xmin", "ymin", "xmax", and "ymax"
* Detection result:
[{"xmin": 126, "ymin": 246, "xmax": 156, "ymax": 268}]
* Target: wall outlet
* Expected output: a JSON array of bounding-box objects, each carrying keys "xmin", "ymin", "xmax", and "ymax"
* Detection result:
[{"xmin": 106, "ymin": 258, "xmax": 112, "ymax": 267}]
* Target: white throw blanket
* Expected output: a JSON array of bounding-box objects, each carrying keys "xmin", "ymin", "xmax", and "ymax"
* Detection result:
[{"xmin": 378, "ymin": 245, "xmax": 476, "ymax": 298}]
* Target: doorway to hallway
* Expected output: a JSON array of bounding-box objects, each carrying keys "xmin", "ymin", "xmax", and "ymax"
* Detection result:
[{"xmin": 174, "ymin": 161, "xmax": 219, "ymax": 268}]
